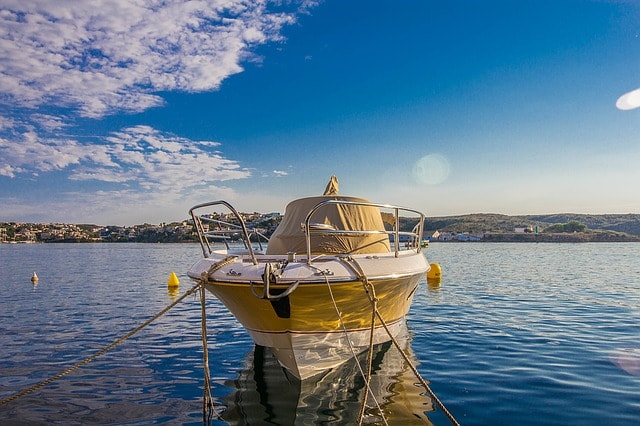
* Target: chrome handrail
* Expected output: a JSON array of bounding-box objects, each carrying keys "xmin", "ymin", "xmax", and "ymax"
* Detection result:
[
  {"xmin": 189, "ymin": 200, "xmax": 262, "ymax": 265},
  {"xmin": 302, "ymin": 199, "xmax": 425, "ymax": 265}
]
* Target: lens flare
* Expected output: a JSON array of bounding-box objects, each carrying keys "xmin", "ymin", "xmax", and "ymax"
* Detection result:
[
  {"xmin": 616, "ymin": 88, "xmax": 640, "ymax": 110},
  {"xmin": 412, "ymin": 154, "xmax": 451, "ymax": 185}
]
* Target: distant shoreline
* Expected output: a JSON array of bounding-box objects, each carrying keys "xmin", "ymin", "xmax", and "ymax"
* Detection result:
[
  {"xmin": 2, "ymin": 232, "xmax": 640, "ymax": 244},
  {"xmin": 462, "ymin": 232, "xmax": 640, "ymax": 243},
  {"xmin": 3, "ymin": 212, "xmax": 640, "ymax": 244}
]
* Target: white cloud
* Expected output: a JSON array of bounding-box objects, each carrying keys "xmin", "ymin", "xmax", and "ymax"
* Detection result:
[
  {"xmin": 0, "ymin": 1, "xmax": 314, "ymax": 224},
  {"xmin": 273, "ymin": 169, "xmax": 288, "ymax": 176},
  {"xmin": 0, "ymin": 0, "xmax": 298, "ymax": 118},
  {"xmin": 0, "ymin": 130, "xmax": 95, "ymax": 177},
  {"xmin": 86, "ymin": 125, "xmax": 252, "ymax": 189},
  {"xmin": 0, "ymin": 124, "xmax": 250, "ymax": 188},
  {"xmin": 0, "ymin": 114, "xmax": 16, "ymax": 130},
  {"xmin": 0, "ymin": 124, "xmax": 253, "ymax": 224},
  {"xmin": 29, "ymin": 114, "xmax": 69, "ymax": 131},
  {"xmin": 616, "ymin": 87, "xmax": 640, "ymax": 110}
]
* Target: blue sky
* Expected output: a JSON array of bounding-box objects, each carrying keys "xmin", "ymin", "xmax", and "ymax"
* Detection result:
[{"xmin": 1, "ymin": 0, "xmax": 639, "ymax": 225}]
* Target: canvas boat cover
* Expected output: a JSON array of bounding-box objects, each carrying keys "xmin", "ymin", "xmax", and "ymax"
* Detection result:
[{"xmin": 266, "ymin": 177, "xmax": 391, "ymax": 255}]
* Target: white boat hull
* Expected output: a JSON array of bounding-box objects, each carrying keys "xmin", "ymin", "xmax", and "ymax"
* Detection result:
[{"xmin": 191, "ymin": 251, "xmax": 427, "ymax": 380}]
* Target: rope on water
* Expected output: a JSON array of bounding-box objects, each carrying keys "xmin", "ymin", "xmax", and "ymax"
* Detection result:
[
  {"xmin": 0, "ymin": 281, "xmax": 201, "ymax": 407},
  {"xmin": 199, "ymin": 279, "xmax": 215, "ymax": 422},
  {"xmin": 372, "ymin": 306, "xmax": 460, "ymax": 426},
  {"xmin": 197, "ymin": 255, "xmax": 237, "ymax": 422},
  {"xmin": 345, "ymin": 256, "xmax": 461, "ymax": 426},
  {"xmin": 358, "ymin": 276, "xmax": 381, "ymax": 425},
  {"xmin": 338, "ymin": 257, "xmax": 388, "ymax": 426},
  {"xmin": 319, "ymin": 267, "xmax": 387, "ymax": 424}
]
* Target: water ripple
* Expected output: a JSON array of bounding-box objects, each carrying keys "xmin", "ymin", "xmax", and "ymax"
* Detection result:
[{"xmin": 1, "ymin": 243, "xmax": 639, "ymax": 424}]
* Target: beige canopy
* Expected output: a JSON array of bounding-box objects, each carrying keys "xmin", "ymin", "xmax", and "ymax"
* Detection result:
[{"xmin": 266, "ymin": 181, "xmax": 391, "ymax": 255}]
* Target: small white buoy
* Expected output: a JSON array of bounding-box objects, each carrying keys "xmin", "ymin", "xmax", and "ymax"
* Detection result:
[{"xmin": 31, "ymin": 272, "xmax": 39, "ymax": 283}]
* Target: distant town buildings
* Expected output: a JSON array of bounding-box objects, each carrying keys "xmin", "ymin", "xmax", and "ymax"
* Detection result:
[
  {"xmin": 3, "ymin": 215, "xmax": 633, "ymax": 243},
  {"xmin": 0, "ymin": 212, "xmax": 284, "ymax": 243},
  {"xmin": 430, "ymin": 231, "xmax": 485, "ymax": 242},
  {"xmin": 0, "ymin": 218, "xmax": 517, "ymax": 244}
]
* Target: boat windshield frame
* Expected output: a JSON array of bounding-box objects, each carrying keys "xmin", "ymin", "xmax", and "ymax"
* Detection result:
[
  {"xmin": 302, "ymin": 199, "xmax": 425, "ymax": 265},
  {"xmin": 189, "ymin": 199, "xmax": 426, "ymax": 267},
  {"xmin": 189, "ymin": 200, "xmax": 267, "ymax": 265}
]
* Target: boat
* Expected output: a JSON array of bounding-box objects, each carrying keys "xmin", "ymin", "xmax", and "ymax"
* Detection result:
[{"xmin": 187, "ymin": 176, "xmax": 430, "ymax": 380}]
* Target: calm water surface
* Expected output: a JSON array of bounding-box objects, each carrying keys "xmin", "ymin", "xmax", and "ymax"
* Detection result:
[{"xmin": 0, "ymin": 242, "xmax": 638, "ymax": 425}]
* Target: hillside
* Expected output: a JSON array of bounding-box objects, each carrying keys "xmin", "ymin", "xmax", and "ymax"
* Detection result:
[
  {"xmin": 4, "ymin": 213, "xmax": 640, "ymax": 244},
  {"xmin": 425, "ymin": 213, "xmax": 640, "ymax": 238}
]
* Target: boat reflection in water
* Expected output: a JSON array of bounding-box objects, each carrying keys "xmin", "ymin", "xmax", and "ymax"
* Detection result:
[{"xmin": 221, "ymin": 325, "xmax": 434, "ymax": 425}]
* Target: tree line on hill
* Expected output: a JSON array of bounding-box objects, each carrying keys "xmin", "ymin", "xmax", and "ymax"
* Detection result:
[
  {"xmin": 424, "ymin": 213, "xmax": 640, "ymax": 242},
  {"xmin": 3, "ymin": 213, "xmax": 640, "ymax": 243}
]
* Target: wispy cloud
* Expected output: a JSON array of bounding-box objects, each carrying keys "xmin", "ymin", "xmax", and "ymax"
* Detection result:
[
  {"xmin": 0, "ymin": 123, "xmax": 94, "ymax": 178},
  {"xmin": 0, "ymin": 0, "xmax": 298, "ymax": 118},
  {"xmin": 0, "ymin": 123, "xmax": 250, "ymax": 189},
  {"xmin": 0, "ymin": 124, "xmax": 252, "ymax": 224},
  {"xmin": 96, "ymin": 125, "xmax": 251, "ymax": 190}
]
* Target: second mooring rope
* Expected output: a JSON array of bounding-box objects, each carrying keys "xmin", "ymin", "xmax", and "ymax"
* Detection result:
[
  {"xmin": 197, "ymin": 256, "xmax": 238, "ymax": 422},
  {"xmin": 320, "ymin": 267, "xmax": 388, "ymax": 424},
  {"xmin": 343, "ymin": 256, "xmax": 461, "ymax": 426},
  {"xmin": 0, "ymin": 282, "xmax": 201, "ymax": 407}
]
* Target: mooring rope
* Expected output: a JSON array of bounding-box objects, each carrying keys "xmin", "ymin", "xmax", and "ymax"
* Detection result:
[
  {"xmin": 358, "ymin": 276, "xmax": 380, "ymax": 425},
  {"xmin": 319, "ymin": 267, "xmax": 388, "ymax": 424},
  {"xmin": 338, "ymin": 257, "xmax": 389, "ymax": 425},
  {"xmin": 197, "ymin": 255, "xmax": 238, "ymax": 422},
  {"xmin": 344, "ymin": 256, "xmax": 461, "ymax": 426},
  {"xmin": 0, "ymin": 281, "xmax": 201, "ymax": 407},
  {"xmin": 199, "ymin": 280, "xmax": 216, "ymax": 422},
  {"xmin": 372, "ymin": 306, "xmax": 460, "ymax": 426}
]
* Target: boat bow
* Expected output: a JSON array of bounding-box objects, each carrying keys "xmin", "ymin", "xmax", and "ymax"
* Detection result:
[{"xmin": 187, "ymin": 178, "xmax": 430, "ymax": 379}]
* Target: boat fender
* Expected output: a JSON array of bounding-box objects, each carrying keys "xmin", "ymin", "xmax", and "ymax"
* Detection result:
[
  {"xmin": 167, "ymin": 271, "xmax": 180, "ymax": 288},
  {"xmin": 427, "ymin": 263, "xmax": 441, "ymax": 280}
]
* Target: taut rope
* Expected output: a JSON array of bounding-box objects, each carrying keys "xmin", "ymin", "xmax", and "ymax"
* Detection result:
[
  {"xmin": 342, "ymin": 256, "xmax": 461, "ymax": 426},
  {"xmin": 197, "ymin": 255, "xmax": 238, "ymax": 422},
  {"xmin": 0, "ymin": 282, "xmax": 201, "ymax": 407},
  {"xmin": 358, "ymin": 275, "xmax": 380, "ymax": 425},
  {"xmin": 319, "ymin": 267, "xmax": 388, "ymax": 424}
]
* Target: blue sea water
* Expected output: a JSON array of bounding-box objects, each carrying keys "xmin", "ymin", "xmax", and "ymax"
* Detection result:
[{"xmin": 0, "ymin": 242, "xmax": 638, "ymax": 425}]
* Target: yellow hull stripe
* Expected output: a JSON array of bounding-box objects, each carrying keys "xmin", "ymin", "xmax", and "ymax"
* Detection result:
[{"xmin": 205, "ymin": 275, "xmax": 422, "ymax": 334}]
